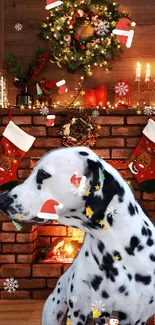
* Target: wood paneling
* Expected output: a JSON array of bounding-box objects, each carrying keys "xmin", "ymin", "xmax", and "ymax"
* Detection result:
[{"xmin": 3, "ymin": 0, "xmax": 155, "ymax": 105}]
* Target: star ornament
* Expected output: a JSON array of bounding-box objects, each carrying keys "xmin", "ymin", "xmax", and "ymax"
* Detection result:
[
  {"xmin": 114, "ymin": 255, "xmax": 120, "ymax": 261},
  {"xmin": 97, "ymin": 124, "xmax": 101, "ymax": 130},
  {"xmin": 66, "ymin": 318, "xmax": 72, "ymax": 325},
  {"xmin": 95, "ymin": 184, "xmax": 100, "ymax": 191},
  {"xmin": 104, "ymin": 225, "xmax": 109, "ymax": 231},
  {"xmin": 80, "ymin": 90, "xmax": 85, "ymax": 96},
  {"xmin": 99, "ymin": 220, "xmax": 105, "ymax": 227},
  {"xmin": 20, "ymin": 104, "xmax": 25, "ymax": 109},
  {"xmin": 85, "ymin": 190, "xmax": 91, "ymax": 196},
  {"xmin": 136, "ymin": 109, "xmax": 141, "ymax": 115},
  {"xmin": 86, "ymin": 206, "xmax": 94, "ymax": 218},
  {"xmin": 92, "ymin": 308, "xmax": 101, "ymax": 319},
  {"xmin": 17, "ymin": 214, "xmax": 22, "ymax": 220}
]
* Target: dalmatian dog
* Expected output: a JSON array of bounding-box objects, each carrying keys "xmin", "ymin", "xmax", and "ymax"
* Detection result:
[{"xmin": 0, "ymin": 146, "xmax": 155, "ymax": 325}]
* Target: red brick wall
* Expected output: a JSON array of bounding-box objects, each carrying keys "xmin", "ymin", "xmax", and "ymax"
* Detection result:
[{"xmin": 0, "ymin": 109, "xmax": 155, "ymax": 299}]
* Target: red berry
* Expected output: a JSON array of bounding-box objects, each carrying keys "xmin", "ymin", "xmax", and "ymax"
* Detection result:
[
  {"xmin": 75, "ymin": 34, "xmax": 80, "ymax": 40},
  {"xmin": 81, "ymin": 45, "xmax": 86, "ymax": 50}
]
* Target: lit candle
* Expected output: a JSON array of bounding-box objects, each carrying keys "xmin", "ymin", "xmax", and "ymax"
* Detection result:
[
  {"xmin": 145, "ymin": 63, "xmax": 151, "ymax": 82},
  {"xmin": 136, "ymin": 62, "xmax": 141, "ymax": 81}
]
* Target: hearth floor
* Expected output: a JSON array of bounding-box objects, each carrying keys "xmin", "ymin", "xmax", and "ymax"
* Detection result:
[{"xmin": 0, "ymin": 300, "xmax": 44, "ymax": 325}]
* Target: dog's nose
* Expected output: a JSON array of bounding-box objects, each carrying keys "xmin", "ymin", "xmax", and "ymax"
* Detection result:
[{"xmin": 0, "ymin": 191, "xmax": 14, "ymax": 212}]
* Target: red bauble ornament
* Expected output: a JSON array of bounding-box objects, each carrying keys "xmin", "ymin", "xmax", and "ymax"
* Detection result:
[
  {"xmin": 81, "ymin": 45, "xmax": 86, "ymax": 50},
  {"xmin": 75, "ymin": 34, "xmax": 80, "ymax": 40},
  {"xmin": 69, "ymin": 20, "xmax": 74, "ymax": 25},
  {"xmin": 83, "ymin": 13, "xmax": 88, "ymax": 18}
]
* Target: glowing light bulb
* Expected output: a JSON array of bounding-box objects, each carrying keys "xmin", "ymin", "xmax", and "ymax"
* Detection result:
[{"xmin": 131, "ymin": 21, "xmax": 136, "ymax": 27}]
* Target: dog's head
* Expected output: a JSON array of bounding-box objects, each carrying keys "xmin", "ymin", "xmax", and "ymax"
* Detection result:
[{"xmin": 0, "ymin": 146, "xmax": 127, "ymax": 232}]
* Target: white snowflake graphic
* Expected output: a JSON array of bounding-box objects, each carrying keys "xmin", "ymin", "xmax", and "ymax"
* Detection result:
[
  {"xmin": 144, "ymin": 106, "xmax": 153, "ymax": 116},
  {"xmin": 14, "ymin": 23, "xmax": 23, "ymax": 31},
  {"xmin": 94, "ymin": 20, "xmax": 110, "ymax": 36},
  {"xmin": 70, "ymin": 295, "xmax": 78, "ymax": 303},
  {"xmin": 115, "ymin": 81, "xmax": 129, "ymax": 96},
  {"xmin": 3, "ymin": 277, "xmax": 19, "ymax": 293},
  {"xmin": 91, "ymin": 300, "xmax": 105, "ymax": 312},
  {"xmin": 40, "ymin": 105, "xmax": 49, "ymax": 116},
  {"xmin": 106, "ymin": 205, "xmax": 118, "ymax": 220},
  {"xmin": 92, "ymin": 110, "xmax": 99, "ymax": 117}
]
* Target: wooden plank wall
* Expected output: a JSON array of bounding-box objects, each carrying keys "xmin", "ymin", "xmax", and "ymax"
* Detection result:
[{"xmin": 3, "ymin": 0, "xmax": 155, "ymax": 105}]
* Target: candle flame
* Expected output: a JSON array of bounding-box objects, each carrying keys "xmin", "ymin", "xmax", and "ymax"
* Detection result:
[
  {"xmin": 137, "ymin": 62, "xmax": 141, "ymax": 67},
  {"xmin": 146, "ymin": 63, "xmax": 150, "ymax": 68}
]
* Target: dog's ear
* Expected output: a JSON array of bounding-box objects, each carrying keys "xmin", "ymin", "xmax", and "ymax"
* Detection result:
[{"xmin": 84, "ymin": 158, "xmax": 105, "ymax": 224}]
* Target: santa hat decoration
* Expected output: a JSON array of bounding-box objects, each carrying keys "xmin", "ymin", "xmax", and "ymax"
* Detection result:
[
  {"xmin": 56, "ymin": 79, "xmax": 68, "ymax": 95},
  {"xmin": 37, "ymin": 199, "xmax": 63, "ymax": 220},
  {"xmin": 45, "ymin": 0, "xmax": 63, "ymax": 10},
  {"xmin": 112, "ymin": 18, "xmax": 135, "ymax": 48},
  {"xmin": 46, "ymin": 115, "xmax": 56, "ymax": 127}
]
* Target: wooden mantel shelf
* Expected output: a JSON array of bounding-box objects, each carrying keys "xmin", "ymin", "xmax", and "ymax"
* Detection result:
[{"xmin": 0, "ymin": 108, "xmax": 144, "ymax": 116}]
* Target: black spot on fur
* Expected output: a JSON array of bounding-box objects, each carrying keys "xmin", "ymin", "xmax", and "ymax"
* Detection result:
[
  {"xmin": 52, "ymin": 297, "xmax": 55, "ymax": 301},
  {"xmin": 98, "ymin": 241, "xmax": 105, "ymax": 254},
  {"xmin": 91, "ymin": 275, "xmax": 102, "ymax": 291},
  {"xmin": 79, "ymin": 151, "xmax": 89, "ymax": 156},
  {"xmin": 137, "ymin": 245, "xmax": 144, "ymax": 252},
  {"xmin": 57, "ymin": 311, "xmax": 63, "ymax": 321},
  {"xmin": 149, "ymin": 296, "xmax": 154, "ymax": 304},
  {"xmin": 128, "ymin": 202, "xmax": 135, "ymax": 216},
  {"xmin": 135, "ymin": 320, "xmax": 141, "ymax": 325},
  {"xmin": 125, "ymin": 236, "xmax": 141, "ymax": 256},
  {"xmin": 147, "ymin": 238, "xmax": 154, "ymax": 246},
  {"xmin": 57, "ymin": 288, "xmax": 60, "ymax": 294},
  {"xmin": 74, "ymin": 311, "xmax": 79, "ymax": 317},
  {"xmin": 118, "ymin": 285, "xmax": 126, "ymax": 293},
  {"xmin": 141, "ymin": 227, "xmax": 147, "ymax": 236},
  {"xmin": 65, "ymin": 216, "xmax": 71, "ymax": 219},
  {"xmin": 37, "ymin": 185, "xmax": 41, "ymax": 190},
  {"xmin": 77, "ymin": 322, "xmax": 83, "ymax": 325},
  {"xmin": 123, "ymin": 266, "xmax": 126, "ymax": 270},
  {"xmin": 135, "ymin": 273, "xmax": 151, "ymax": 285},
  {"xmin": 85, "ymin": 251, "xmax": 89, "ymax": 257},
  {"xmin": 15, "ymin": 204, "xmax": 22, "ymax": 208},
  {"xmin": 70, "ymin": 284, "xmax": 74, "ymax": 292},
  {"xmin": 147, "ymin": 228, "xmax": 152, "ymax": 237},
  {"xmin": 144, "ymin": 221, "xmax": 149, "ymax": 226},
  {"xmin": 150, "ymin": 254, "xmax": 155, "ymax": 262},
  {"xmin": 36, "ymin": 169, "xmax": 51, "ymax": 185},
  {"xmin": 102, "ymin": 290, "xmax": 109, "ymax": 299},
  {"xmin": 70, "ymin": 209, "xmax": 76, "ymax": 212},
  {"xmin": 85, "ymin": 164, "xmax": 125, "ymax": 225},
  {"xmin": 91, "ymin": 247, "xmax": 100, "ymax": 266},
  {"xmin": 119, "ymin": 312, "xmax": 127, "ymax": 320},
  {"xmin": 69, "ymin": 300, "xmax": 73, "ymax": 308},
  {"xmin": 57, "ymin": 300, "xmax": 60, "ymax": 304},
  {"xmin": 135, "ymin": 206, "xmax": 138, "ymax": 213},
  {"xmin": 13, "ymin": 194, "xmax": 18, "ymax": 199},
  {"xmin": 72, "ymin": 273, "xmax": 75, "ymax": 280},
  {"xmin": 80, "ymin": 315, "xmax": 86, "ymax": 322},
  {"xmin": 127, "ymin": 274, "xmax": 132, "ymax": 281},
  {"xmin": 8, "ymin": 207, "xmax": 17, "ymax": 215},
  {"xmin": 107, "ymin": 213, "xmax": 113, "ymax": 226},
  {"xmin": 100, "ymin": 252, "xmax": 118, "ymax": 282},
  {"xmin": 113, "ymin": 250, "xmax": 122, "ymax": 261}
]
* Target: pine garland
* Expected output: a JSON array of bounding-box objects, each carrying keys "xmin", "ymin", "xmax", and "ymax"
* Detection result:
[{"xmin": 40, "ymin": 0, "xmax": 130, "ymax": 75}]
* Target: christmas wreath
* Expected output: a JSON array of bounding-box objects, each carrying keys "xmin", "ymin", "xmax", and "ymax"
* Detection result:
[
  {"xmin": 60, "ymin": 110, "xmax": 99, "ymax": 147},
  {"xmin": 40, "ymin": 0, "xmax": 129, "ymax": 75}
]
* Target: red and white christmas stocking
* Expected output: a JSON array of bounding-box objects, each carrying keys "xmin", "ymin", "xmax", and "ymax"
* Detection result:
[
  {"xmin": 128, "ymin": 118, "xmax": 155, "ymax": 193},
  {"xmin": 0, "ymin": 121, "xmax": 36, "ymax": 190}
]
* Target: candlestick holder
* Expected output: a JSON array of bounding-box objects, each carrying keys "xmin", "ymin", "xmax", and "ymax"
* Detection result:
[{"xmin": 135, "ymin": 78, "xmax": 141, "ymax": 92}]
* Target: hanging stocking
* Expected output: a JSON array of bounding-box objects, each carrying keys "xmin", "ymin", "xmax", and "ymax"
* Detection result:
[
  {"xmin": 128, "ymin": 118, "xmax": 155, "ymax": 193},
  {"xmin": 0, "ymin": 121, "xmax": 36, "ymax": 190}
]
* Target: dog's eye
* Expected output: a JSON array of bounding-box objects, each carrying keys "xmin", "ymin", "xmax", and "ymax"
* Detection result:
[{"xmin": 36, "ymin": 169, "xmax": 51, "ymax": 184}]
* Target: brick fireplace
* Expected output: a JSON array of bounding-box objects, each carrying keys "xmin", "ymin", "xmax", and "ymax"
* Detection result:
[{"xmin": 0, "ymin": 109, "xmax": 155, "ymax": 300}]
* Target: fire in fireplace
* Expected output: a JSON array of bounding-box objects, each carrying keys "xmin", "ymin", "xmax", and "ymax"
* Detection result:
[{"xmin": 37, "ymin": 238, "xmax": 82, "ymax": 263}]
